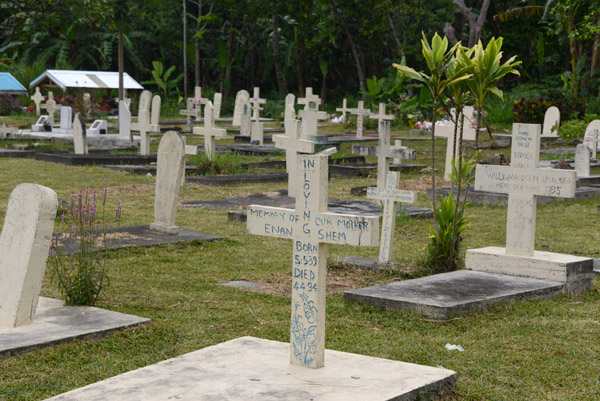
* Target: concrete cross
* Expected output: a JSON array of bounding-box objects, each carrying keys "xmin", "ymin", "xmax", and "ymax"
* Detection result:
[
  {"xmin": 193, "ymin": 101, "xmax": 227, "ymax": 159},
  {"xmin": 31, "ymin": 88, "xmax": 44, "ymax": 115},
  {"xmin": 180, "ymin": 97, "xmax": 201, "ymax": 132},
  {"xmin": 349, "ymin": 101, "xmax": 371, "ymax": 138},
  {"xmin": 335, "ymin": 98, "xmax": 351, "ymax": 123},
  {"xmin": 367, "ymin": 171, "xmax": 416, "ymax": 263},
  {"xmin": 297, "ymin": 87, "xmax": 320, "ymax": 111},
  {"xmin": 393, "ymin": 139, "xmax": 406, "ymax": 164},
  {"xmin": 273, "ymin": 111, "xmax": 315, "ymax": 197},
  {"xmin": 0, "ymin": 123, "xmax": 16, "ymax": 138},
  {"xmin": 369, "ymin": 103, "xmax": 394, "ymax": 134},
  {"xmin": 213, "ymin": 93, "xmax": 222, "ymax": 119},
  {"xmin": 352, "ymin": 121, "xmax": 416, "ymax": 189},
  {"xmin": 247, "ymin": 149, "xmax": 379, "ymax": 369},
  {"xmin": 250, "ymin": 87, "xmax": 266, "ymax": 121},
  {"xmin": 473, "ymin": 123, "xmax": 576, "ymax": 257},
  {"xmin": 298, "ymin": 94, "xmax": 327, "ymax": 140}
]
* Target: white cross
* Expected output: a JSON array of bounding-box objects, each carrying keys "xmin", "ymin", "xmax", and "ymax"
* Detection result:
[
  {"xmin": 349, "ymin": 101, "xmax": 371, "ymax": 138},
  {"xmin": 369, "ymin": 103, "xmax": 394, "ymax": 134},
  {"xmin": 193, "ymin": 101, "xmax": 227, "ymax": 159},
  {"xmin": 250, "ymin": 87, "xmax": 266, "ymax": 121},
  {"xmin": 335, "ymin": 98, "xmax": 351, "ymax": 123},
  {"xmin": 274, "ymin": 110, "xmax": 315, "ymax": 197},
  {"xmin": 474, "ymin": 123, "xmax": 576, "ymax": 257},
  {"xmin": 367, "ymin": 172, "xmax": 416, "ymax": 263},
  {"xmin": 393, "ymin": 139, "xmax": 406, "ymax": 164},
  {"xmin": 180, "ymin": 98, "xmax": 201, "ymax": 132},
  {"xmin": 297, "ymin": 87, "xmax": 320, "ymax": 110},
  {"xmin": 352, "ymin": 121, "xmax": 416, "ymax": 189},
  {"xmin": 247, "ymin": 149, "xmax": 379, "ymax": 369},
  {"xmin": 0, "ymin": 123, "xmax": 16, "ymax": 138},
  {"xmin": 298, "ymin": 91, "xmax": 327, "ymax": 140},
  {"xmin": 31, "ymin": 88, "xmax": 44, "ymax": 115}
]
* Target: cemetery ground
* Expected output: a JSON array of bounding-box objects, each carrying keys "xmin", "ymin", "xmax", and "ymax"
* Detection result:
[{"xmin": 0, "ymin": 123, "xmax": 599, "ymax": 400}]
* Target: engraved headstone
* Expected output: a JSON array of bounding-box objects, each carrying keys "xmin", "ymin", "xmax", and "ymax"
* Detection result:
[
  {"xmin": 352, "ymin": 121, "xmax": 416, "ymax": 189},
  {"xmin": 240, "ymin": 101, "xmax": 252, "ymax": 137},
  {"xmin": 60, "ymin": 106, "xmax": 73, "ymax": 131},
  {"xmin": 273, "ymin": 113, "xmax": 315, "ymax": 197},
  {"xmin": 367, "ymin": 172, "xmax": 416, "ymax": 263},
  {"xmin": 193, "ymin": 101, "xmax": 227, "ymax": 158},
  {"xmin": 31, "ymin": 87, "xmax": 44, "ymax": 115},
  {"xmin": 72, "ymin": 113, "xmax": 88, "ymax": 155},
  {"xmin": 335, "ymin": 98, "xmax": 351, "ymax": 123},
  {"xmin": 232, "ymin": 89, "xmax": 250, "ymax": 126},
  {"xmin": 87, "ymin": 119, "xmax": 107, "ymax": 136},
  {"xmin": 574, "ymin": 143, "xmax": 591, "ymax": 177},
  {"xmin": 247, "ymin": 149, "xmax": 379, "ymax": 369},
  {"xmin": 542, "ymin": 106, "xmax": 560, "ymax": 138},
  {"xmin": 0, "ymin": 183, "xmax": 58, "ymax": 328},
  {"xmin": 149, "ymin": 132, "xmax": 186, "ymax": 235},
  {"xmin": 349, "ymin": 101, "xmax": 371, "ymax": 138}
]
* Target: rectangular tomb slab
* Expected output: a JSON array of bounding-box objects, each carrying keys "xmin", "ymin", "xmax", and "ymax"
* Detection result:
[
  {"xmin": 0, "ymin": 297, "xmax": 150, "ymax": 358},
  {"xmin": 465, "ymin": 246, "xmax": 593, "ymax": 294},
  {"xmin": 344, "ymin": 270, "xmax": 565, "ymax": 320},
  {"xmin": 43, "ymin": 336, "xmax": 457, "ymax": 401}
]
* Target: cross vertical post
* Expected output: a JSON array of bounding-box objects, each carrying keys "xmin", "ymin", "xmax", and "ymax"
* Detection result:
[{"xmin": 193, "ymin": 101, "xmax": 227, "ymax": 159}]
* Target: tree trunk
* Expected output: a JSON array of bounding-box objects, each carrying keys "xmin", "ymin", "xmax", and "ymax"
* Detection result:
[
  {"xmin": 118, "ymin": 29, "xmax": 124, "ymax": 101},
  {"xmin": 183, "ymin": 0, "xmax": 188, "ymax": 98},
  {"xmin": 591, "ymin": 16, "xmax": 600, "ymax": 80},
  {"xmin": 386, "ymin": 7, "xmax": 401, "ymax": 55},
  {"xmin": 450, "ymin": 0, "xmax": 491, "ymax": 47},
  {"xmin": 272, "ymin": 13, "xmax": 287, "ymax": 94}
]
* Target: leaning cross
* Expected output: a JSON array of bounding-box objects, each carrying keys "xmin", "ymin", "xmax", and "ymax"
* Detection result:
[
  {"xmin": 249, "ymin": 87, "xmax": 266, "ymax": 121},
  {"xmin": 335, "ymin": 98, "xmax": 351, "ymax": 123},
  {"xmin": 297, "ymin": 87, "xmax": 327, "ymax": 139},
  {"xmin": 369, "ymin": 103, "xmax": 394, "ymax": 134},
  {"xmin": 367, "ymin": 171, "xmax": 416, "ymax": 264},
  {"xmin": 247, "ymin": 149, "xmax": 379, "ymax": 369},
  {"xmin": 193, "ymin": 101, "xmax": 226, "ymax": 159},
  {"xmin": 273, "ymin": 111, "xmax": 315, "ymax": 198},
  {"xmin": 349, "ymin": 101, "xmax": 371, "ymax": 138},
  {"xmin": 473, "ymin": 123, "xmax": 576, "ymax": 257},
  {"xmin": 31, "ymin": 88, "xmax": 44, "ymax": 115},
  {"xmin": 352, "ymin": 121, "xmax": 416, "ymax": 189}
]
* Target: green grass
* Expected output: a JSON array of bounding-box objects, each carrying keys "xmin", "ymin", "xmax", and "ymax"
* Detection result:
[{"xmin": 0, "ymin": 123, "xmax": 599, "ymax": 400}]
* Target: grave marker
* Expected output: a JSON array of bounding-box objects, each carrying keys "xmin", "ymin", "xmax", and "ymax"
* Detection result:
[
  {"xmin": 232, "ymin": 89, "xmax": 250, "ymax": 126},
  {"xmin": 335, "ymin": 98, "xmax": 351, "ymax": 123},
  {"xmin": 72, "ymin": 113, "xmax": 88, "ymax": 155},
  {"xmin": 150, "ymin": 95, "xmax": 161, "ymax": 132},
  {"xmin": 247, "ymin": 149, "xmax": 379, "ymax": 368},
  {"xmin": 583, "ymin": 120, "xmax": 599, "ymax": 160},
  {"xmin": 60, "ymin": 106, "xmax": 73, "ymax": 131},
  {"xmin": 180, "ymin": 98, "xmax": 201, "ymax": 132},
  {"xmin": 250, "ymin": 87, "xmax": 266, "ymax": 122},
  {"xmin": 88, "ymin": 119, "xmax": 108, "ymax": 136},
  {"xmin": 574, "ymin": 143, "xmax": 591, "ymax": 177},
  {"xmin": 297, "ymin": 87, "xmax": 327, "ymax": 139},
  {"xmin": 473, "ymin": 123, "xmax": 575, "ymax": 256},
  {"xmin": 118, "ymin": 100, "xmax": 131, "ymax": 139},
  {"xmin": 82, "ymin": 93, "xmax": 91, "ymax": 118},
  {"xmin": 31, "ymin": 87, "xmax": 44, "ymax": 115},
  {"xmin": 213, "ymin": 93, "xmax": 222, "ymax": 119},
  {"xmin": 193, "ymin": 101, "xmax": 227, "ymax": 158},
  {"xmin": 352, "ymin": 121, "xmax": 416, "ymax": 189},
  {"xmin": 240, "ymin": 101, "xmax": 251, "ymax": 137},
  {"xmin": 369, "ymin": 103, "xmax": 394, "ymax": 133},
  {"xmin": 349, "ymin": 101, "xmax": 371, "ymax": 138},
  {"xmin": 367, "ymin": 172, "xmax": 416, "ymax": 263},
  {"xmin": 149, "ymin": 132, "xmax": 186, "ymax": 235},
  {"xmin": 542, "ymin": 106, "xmax": 560, "ymax": 138},
  {"xmin": 273, "ymin": 112, "xmax": 315, "ymax": 197},
  {"xmin": 284, "ymin": 94, "xmax": 296, "ymax": 129},
  {"xmin": 0, "ymin": 183, "xmax": 58, "ymax": 328},
  {"xmin": 435, "ymin": 107, "xmax": 478, "ymax": 182},
  {"xmin": 31, "ymin": 116, "xmax": 49, "ymax": 132},
  {"xmin": 0, "ymin": 123, "xmax": 16, "ymax": 138}
]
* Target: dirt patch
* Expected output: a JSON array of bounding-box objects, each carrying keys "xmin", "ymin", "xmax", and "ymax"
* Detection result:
[
  {"xmin": 109, "ymin": 184, "xmax": 155, "ymax": 197},
  {"xmin": 396, "ymin": 174, "xmax": 433, "ymax": 192}
]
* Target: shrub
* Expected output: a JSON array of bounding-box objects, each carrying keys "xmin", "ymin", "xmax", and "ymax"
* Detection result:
[
  {"xmin": 49, "ymin": 186, "xmax": 120, "ymax": 306},
  {"xmin": 558, "ymin": 119, "xmax": 588, "ymax": 141},
  {"xmin": 513, "ymin": 96, "xmax": 586, "ymax": 123},
  {"xmin": 190, "ymin": 151, "xmax": 243, "ymax": 175}
]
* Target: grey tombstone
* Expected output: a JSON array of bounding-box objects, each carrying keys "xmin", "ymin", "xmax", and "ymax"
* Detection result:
[
  {"xmin": 72, "ymin": 113, "xmax": 88, "ymax": 155},
  {"xmin": 574, "ymin": 143, "xmax": 591, "ymax": 177},
  {"xmin": 180, "ymin": 98, "xmax": 200, "ymax": 132},
  {"xmin": 542, "ymin": 106, "xmax": 560, "ymax": 138},
  {"xmin": 240, "ymin": 101, "xmax": 252, "ymax": 137},
  {"xmin": 0, "ymin": 183, "xmax": 58, "ymax": 328},
  {"xmin": 232, "ymin": 89, "xmax": 250, "ymax": 127},
  {"xmin": 118, "ymin": 100, "xmax": 131, "ymax": 140},
  {"xmin": 213, "ymin": 93, "xmax": 222, "ymax": 119},
  {"xmin": 60, "ymin": 106, "xmax": 73, "ymax": 131},
  {"xmin": 149, "ymin": 132, "xmax": 186, "ymax": 235}
]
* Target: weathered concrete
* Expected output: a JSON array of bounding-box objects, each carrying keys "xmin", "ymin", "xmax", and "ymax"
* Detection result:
[
  {"xmin": 43, "ymin": 336, "xmax": 457, "ymax": 401},
  {"xmin": 344, "ymin": 270, "xmax": 565, "ymax": 320},
  {"xmin": 221, "ymin": 280, "xmax": 265, "ymax": 290},
  {"xmin": 594, "ymin": 259, "xmax": 599, "ymax": 274},
  {"xmin": 186, "ymin": 171, "xmax": 288, "ymax": 186},
  {"xmin": 182, "ymin": 190, "xmax": 294, "ymax": 210},
  {"xmin": 333, "ymin": 256, "xmax": 400, "ymax": 271},
  {"xmin": 35, "ymin": 153, "xmax": 156, "ymax": 166},
  {"xmin": 1, "ymin": 297, "xmax": 150, "ymax": 358}
]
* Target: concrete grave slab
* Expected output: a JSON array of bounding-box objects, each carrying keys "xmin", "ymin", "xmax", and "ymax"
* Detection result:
[
  {"xmin": 333, "ymin": 256, "xmax": 401, "ymax": 271},
  {"xmin": 34, "ymin": 153, "xmax": 156, "ymax": 166},
  {"xmin": 1, "ymin": 297, "xmax": 150, "ymax": 358},
  {"xmin": 185, "ymin": 171, "xmax": 288, "ymax": 186},
  {"xmin": 181, "ymin": 190, "xmax": 294, "ymax": 210},
  {"xmin": 221, "ymin": 280, "xmax": 265, "ymax": 290},
  {"xmin": 43, "ymin": 336, "xmax": 457, "ymax": 401},
  {"xmin": 594, "ymin": 259, "xmax": 599, "ymax": 274},
  {"xmin": 345, "ymin": 270, "xmax": 565, "ymax": 320}
]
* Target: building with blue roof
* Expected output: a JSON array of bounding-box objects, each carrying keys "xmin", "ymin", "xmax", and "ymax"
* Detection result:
[{"xmin": 0, "ymin": 72, "xmax": 27, "ymax": 95}]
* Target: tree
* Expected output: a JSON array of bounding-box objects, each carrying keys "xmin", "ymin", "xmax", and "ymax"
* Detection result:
[{"xmin": 444, "ymin": 0, "xmax": 492, "ymax": 47}]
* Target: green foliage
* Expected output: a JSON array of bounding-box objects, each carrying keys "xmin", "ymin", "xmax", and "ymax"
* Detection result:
[
  {"xmin": 141, "ymin": 61, "xmax": 183, "ymax": 101},
  {"xmin": 513, "ymin": 96, "xmax": 586, "ymax": 123},
  {"xmin": 49, "ymin": 186, "xmax": 119, "ymax": 306},
  {"xmin": 190, "ymin": 152, "xmax": 243, "ymax": 175},
  {"xmin": 558, "ymin": 119, "xmax": 588, "ymax": 140},
  {"xmin": 359, "ymin": 71, "xmax": 405, "ymax": 107}
]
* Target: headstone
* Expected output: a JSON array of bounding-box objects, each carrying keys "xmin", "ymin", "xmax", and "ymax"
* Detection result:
[
  {"xmin": 349, "ymin": 101, "xmax": 371, "ymax": 138},
  {"xmin": 472, "ymin": 123, "xmax": 575, "ymax": 257},
  {"xmin": 352, "ymin": 121, "xmax": 416, "ymax": 189},
  {"xmin": 335, "ymin": 98, "xmax": 351, "ymax": 123},
  {"xmin": 149, "ymin": 132, "xmax": 186, "ymax": 235},
  {"xmin": 72, "ymin": 113, "xmax": 88, "ymax": 155},
  {"xmin": 193, "ymin": 101, "xmax": 227, "ymax": 158},
  {"xmin": 250, "ymin": 87, "xmax": 266, "ymax": 122},
  {"xmin": 574, "ymin": 143, "xmax": 591, "ymax": 177},
  {"xmin": 297, "ymin": 87, "xmax": 327, "ymax": 139},
  {"xmin": 31, "ymin": 87, "xmax": 44, "ymax": 115},
  {"xmin": 232, "ymin": 89, "xmax": 250, "ymax": 126},
  {"xmin": 150, "ymin": 95, "xmax": 161, "ymax": 132},
  {"xmin": 435, "ymin": 107, "xmax": 478, "ymax": 182},
  {"xmin": 542, "ymin": 106, "xmax": 560, "ymax": 138},
  {"xmin": 137, "ymin": 90, "xmax": 152, "ymax": 118},
  {"xmin": 31, "ymin": 116, "xmax": 49, "ymax": 132},
  {"xmin": 82, "ymin": 93, "xmax": 91, "ymax": 118},
  {"xmin": 240, "ymin": 101, "xmax": 252, "ymax": 137},
  {"xmin": 118, "ymin": 100, "xmax": 131, "ymax": 139},
  {"xmin": 60, "ymin": 106, "xmax": 73, "ymax": 131},
  {"xmin": 369, "ymin": 103, "xmax": 394, "ymax": 134},
  {"xmin": 213, "ymin": 93, "xmax": 222, "ymax": 119},
  {"xmin": 251, "ymin": 119, "xmax": 264, "ymax": 145},
  {"xmin": 88, "ymin": 119, "xmax": 108, "ymax": 136},
  {"xmin": 247, "ymin": 148, "xmax": 379, "ymax": 368},
  {"xmin": 583, "ymin": 120, "xmax": 599, "ymax": 160},
  {"xmin": 284, "ymin": 94, "xmax": 296, "ymax": 129},
  {"xmin": 44, "ymin": 97, "xmax": 58, "ymax": 127},
  {"xmin": 0, "ymin": 183, "xmax": 58, "ymax": 328},
  {"xmin": 273, "ymin": 113, "xmax": 315, "ymax": 197},
  {"xmin": 367, "ymin": 172, "xmax": 416, "ymax": 264}
]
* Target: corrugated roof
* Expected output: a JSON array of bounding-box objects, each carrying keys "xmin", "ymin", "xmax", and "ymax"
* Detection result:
[
  {"xmin": 29, "ymin": 70, "xmax": 144, "ymax": 90},
  {"xmin": 0, "ymin": 72, "xmax": 27, "ymax": 94}
]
